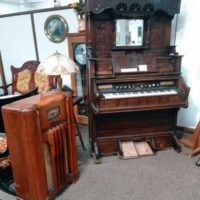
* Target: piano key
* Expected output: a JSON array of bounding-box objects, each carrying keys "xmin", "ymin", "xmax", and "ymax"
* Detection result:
[{"xmin": 103, "ymin": 89, "xmax": 178, "ymax": 99}]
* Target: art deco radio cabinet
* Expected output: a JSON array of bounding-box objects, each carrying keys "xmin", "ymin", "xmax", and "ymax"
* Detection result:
[{"xmin": 2, "ymin": 91, "xmax": 78, "ymax": 200}]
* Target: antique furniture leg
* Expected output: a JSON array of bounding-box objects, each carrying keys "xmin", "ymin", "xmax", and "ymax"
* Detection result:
[
  {"xmin": 74, "ymin": 111, "xmax": 86, "ymax": 150},
  {"xmin": 172, "ymin": 135, "xmax": 182, "ymax": 153},
  {"xmin": 91, "ymin": 142, "xmax": 101, "ymax": 164},
  {"xmin": 187, "ymin": 148, "xmax": 200, "ymax": 157},
  {"xmin": 117, "ymin": 140, "xmax": 124, "ymax": 159},
  {"xmin": 73, "ymin": 96, "xmax": 86, "ymax": 150}
]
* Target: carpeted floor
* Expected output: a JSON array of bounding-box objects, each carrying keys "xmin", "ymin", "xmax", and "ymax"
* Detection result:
[{"xmin": 1, "ymin": 125, "xmax": 200, "ymax": 200}]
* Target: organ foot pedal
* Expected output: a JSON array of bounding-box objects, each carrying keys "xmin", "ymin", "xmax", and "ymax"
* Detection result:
[{"xmin": 118, "ymin": 140, "xmax": 154, "ymax": 159}]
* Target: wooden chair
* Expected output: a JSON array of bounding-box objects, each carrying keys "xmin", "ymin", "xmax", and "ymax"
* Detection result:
[
  {"xmin": 63, "ymin": 85, "xmax": 85, "ymax": 150},
  {"xmin": 0, "ymin": 88, "xmax": 38, "ymax": 195},
  {"xmin": 11, "ymin": 60, "xmax": 40, "ymax": 94},
  {"xmin": 10, "ymin": 60, "xmax": 58, "ymax": 94},
  {"xmin": 180, "ymin": 120, "xmax": 200, "ymax": 157},
  {"xmin": 0, "ymin": 51, "xmax": 8, "ymax": 96},
  {"xmin": 0, "ymin": 60, "xmax": 40, "ymax": 96},
  {"xmin": 73, "ymin": 96, "xmax": 86, "ymax": 150}
]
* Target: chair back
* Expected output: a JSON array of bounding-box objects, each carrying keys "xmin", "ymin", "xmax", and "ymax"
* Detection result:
[
  {"xmin": 11, "ymin": 60, "xmax": 58, "ymax": 94},
  {"xmin": 11, "ymin": 61, "xmax": 40, "ymax": 94}
]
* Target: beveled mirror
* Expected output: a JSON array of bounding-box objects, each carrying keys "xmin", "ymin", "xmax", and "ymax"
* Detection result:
[{"xmin": 116, "ymin": 19, "xmax": 144, "ymax": 47}]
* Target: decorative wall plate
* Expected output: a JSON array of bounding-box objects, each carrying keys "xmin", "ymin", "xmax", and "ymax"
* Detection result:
[{"xmin": 44, "ymin": 15, "xmax": 68, "ymax": 43}]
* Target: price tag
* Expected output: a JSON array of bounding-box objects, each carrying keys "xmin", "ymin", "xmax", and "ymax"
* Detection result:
[
  {"xmin": 121, "ymin": 68, "xmax": 138, "ymax": 73},
  {"xmin": 138, "ymin": 64, "xmax": 148, "ymax": 72}
]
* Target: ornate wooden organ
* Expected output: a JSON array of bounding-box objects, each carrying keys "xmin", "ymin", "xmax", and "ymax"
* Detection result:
[
  {"xmin": 2, "ymin": 92, "xmax": 78, "ymax": 200},
  {"xmin": 86, "ymin": 0, "xmax": 190, "ymax": 161}
]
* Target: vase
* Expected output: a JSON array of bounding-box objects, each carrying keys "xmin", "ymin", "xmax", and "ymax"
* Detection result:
[{"xmin": 77, "ymin": 14, "xmax": 85, "ymax": 32}]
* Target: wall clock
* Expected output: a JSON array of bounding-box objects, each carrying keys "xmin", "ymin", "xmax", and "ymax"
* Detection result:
[{"xmin": 74, "ymin": 43, "xmax": 86, "ymax": 66}]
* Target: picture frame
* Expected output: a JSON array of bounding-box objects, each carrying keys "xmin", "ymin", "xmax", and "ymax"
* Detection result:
[{"xmin": 44, "ymin": 15, "xmax": 68, "ymax": 43}]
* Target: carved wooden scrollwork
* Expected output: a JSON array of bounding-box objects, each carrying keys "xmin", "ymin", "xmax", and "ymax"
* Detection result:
[
  {"xmin": 86, "ymin": 0, "xmax": 181, "ymax": 16},
  {"xmin": 143, "ymin": 4, "xmax": 154, "ymax": 13},
  {"xmin": 129, "ymin": 3, "xmax": 141, "ymax": 12},
  {"xmin": 116, "ymin": 3, "xmax": 128, "ymax": 11}
]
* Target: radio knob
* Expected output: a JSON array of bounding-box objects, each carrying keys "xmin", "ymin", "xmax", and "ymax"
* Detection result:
[{"xmin": 115, "ymin": 86, "xmax": 119, "ymax": 90}]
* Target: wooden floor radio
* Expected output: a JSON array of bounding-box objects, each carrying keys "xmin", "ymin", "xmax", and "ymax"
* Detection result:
[{"xmin": 2, "ymin": 91, "xmax": 78, "ymax": 200}]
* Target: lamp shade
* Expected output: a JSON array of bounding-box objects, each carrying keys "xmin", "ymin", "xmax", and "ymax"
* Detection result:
[{"xmin": 37, "ymin": 51, "xmax": 79, "ymax": 75}]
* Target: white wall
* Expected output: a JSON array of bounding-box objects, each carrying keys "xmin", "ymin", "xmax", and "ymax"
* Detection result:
[
  {"xmin": 0, "ymin": 7, "xmax": 79, "ymax": 92},
  {"xmin": 176, "ymin": 0, "xmax": 200, "ymax": 128},
  {"xmin": 0, "ymin": 15, "xmax": 37, "ymax": 85}
]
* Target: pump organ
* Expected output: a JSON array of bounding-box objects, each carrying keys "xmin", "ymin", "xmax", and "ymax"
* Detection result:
[{"xmin": 86, "ymin": 0, "xmax": 189, "ymax": 161}]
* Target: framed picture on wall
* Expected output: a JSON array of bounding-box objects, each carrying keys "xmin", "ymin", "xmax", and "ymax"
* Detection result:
[{"xmin": 44, "ymin": 15, "xmax": 68, "ymax": 43}]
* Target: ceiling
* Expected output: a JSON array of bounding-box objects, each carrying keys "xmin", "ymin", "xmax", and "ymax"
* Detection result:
[{"xmin": 0, "ymin": 0, "xmax": 46, "ymax": 5}]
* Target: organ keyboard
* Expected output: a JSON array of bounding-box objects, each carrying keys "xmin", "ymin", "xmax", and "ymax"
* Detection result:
[
  {"xmin": 103, "ymin": 89, "xmax": 178, "ymax": 99},
  {"xmin": 86, "ymin": 0, "xmax": 190, "ymax": 162},
  {"xmin": 99, "ymin": 81, "xmax": 178, "ymax": 99}
]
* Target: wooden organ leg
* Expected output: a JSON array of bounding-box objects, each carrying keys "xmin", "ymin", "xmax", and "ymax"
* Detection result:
[
  {"xmin": 89, "ymin": 111, "xmax": 101, "ymax": 164},
  {"xmin": 117, "ymin": 140, "xmax": 124, "ymax": 159},
  {"xmin": 91, "ymin": 142, "xmax": 101, "ymax": 164},
  {"xmin": 172, "ymin": 135, "xmax": 182, "ymax": 153}
]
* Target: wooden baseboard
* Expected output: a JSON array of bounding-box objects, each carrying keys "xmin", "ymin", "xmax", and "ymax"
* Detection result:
[{"xmin": 176, "ymin": 126, "xmax": 194, "ymax": 134}]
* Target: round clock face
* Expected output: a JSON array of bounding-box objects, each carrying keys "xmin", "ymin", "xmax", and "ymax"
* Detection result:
[{"xmin": 74, "ymin": 43, "xmax": 86, "ymax": 65}]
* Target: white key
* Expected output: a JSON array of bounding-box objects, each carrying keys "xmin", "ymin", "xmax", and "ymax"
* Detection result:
[{"xmin": 103, "ymin": 89, "xmax": 178, "ymax": 99}]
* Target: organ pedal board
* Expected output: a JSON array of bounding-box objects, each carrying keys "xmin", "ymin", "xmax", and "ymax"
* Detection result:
[{"xmin": 118, "ymin": 140, "xmax": 154, "ymax": 159}]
